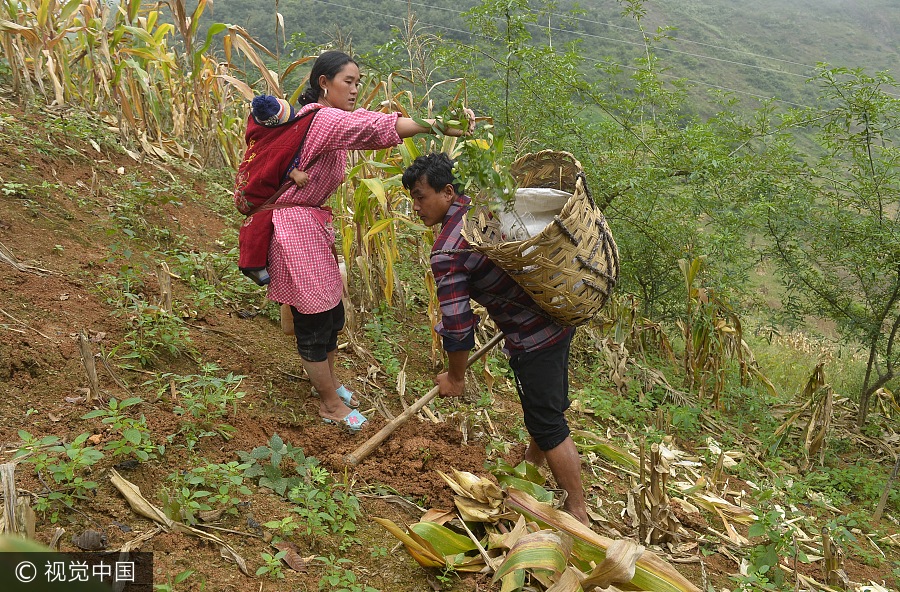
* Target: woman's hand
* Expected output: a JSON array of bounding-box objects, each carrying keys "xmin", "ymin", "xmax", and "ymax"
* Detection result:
[
  {"xmin": 462, "ymin": 108, "xmax": 475, "ymax": 135},
  {"xmin": 442, "ymin": 108, "xmax": 476, "ymax": 137},
  {"xmin": 395, "ymin": 108, "xmax": 476, "ymax": 139},
  {"xmin": 289, "ymin": 168, "xmax": 309, "ymax": 188}
]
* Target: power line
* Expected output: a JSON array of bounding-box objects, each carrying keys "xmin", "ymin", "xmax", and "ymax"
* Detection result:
[
  {"xmin": 304, "ymin": 0, "xmax": 818, "ymax": 106},
  {"xmin": 544, "ymin": 8, "xmax": 818, "ymax": 70},
  {"xmin": 380, "ymin": 0, "xmax": 816, "ymax": 76},
  {"xmin": 584, "ymin": 56, "xmax": 812, "ymax": 108}
]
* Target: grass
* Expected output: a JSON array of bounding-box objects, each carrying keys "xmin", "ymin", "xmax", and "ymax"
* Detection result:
[{"xmin": 746, "ymin": 328, "xmax": 868, "ymax": 399}]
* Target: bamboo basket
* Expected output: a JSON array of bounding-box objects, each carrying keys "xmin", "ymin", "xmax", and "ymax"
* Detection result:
[{"xmin": 462, "ymin": 151, "xmax": 619, "ymax": 326}]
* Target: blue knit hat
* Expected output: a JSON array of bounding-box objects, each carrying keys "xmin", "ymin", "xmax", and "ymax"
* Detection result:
[{"xmin": 251, "ymin": 95, "xmax": 295, "ymax": 126}]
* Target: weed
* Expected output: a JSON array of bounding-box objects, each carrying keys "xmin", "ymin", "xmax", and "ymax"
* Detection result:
[
  {"xmin": 263, "ymin": 516, "xmax": 302, "ymax": 540},
  {"xmin": 166, "ymin": 248, "xmax": 262, "ymax": 311},
  {"xmin": 735, "ymin": 501, "xmax": 809, "ymax": 590},
  {"xmin": 153, "ymin": 568, "xmax": 198, "ymax": 591},
  {"xmin": 237, "ymin": 433, "xmax": 314, "ymax": 497},
  {"xmin": 485, "ymin": 438, "xmax": 513, "ymax": 458},
  {"xmin": 579, "ymin": 380, "xmax": 650, "ymax": 426},
  {"xmin": 668, "ymin": 404, "xmax": 702, "ymax": 437},
  {"xmin": 181, "ymin": 461, "xmax": 252, "ymax": 513},
  {"xmin": 95, "ymin": 257, "xmax": 149, "ymax": 309},
  {"xmin": 14, "ymin": 431, "xmax": 104, "ymax": 522},
  {"xmin": 239, "ymin": 435, "xmax": 363, "ymax": 547},
  {"xmin": 363, "ymin": 306, "xmax": 402, "ymax": 379},
  {"xmin": 156, "ymin": 364, "xmax": 245, "ymax": 449},
  {"xmin": 436, "ymin": 565, "xmax": 459, "ymax": 589},
  {"xmin": 812, "ymin": 459, "xmax": 898, "ymax": 510},
  {"xmin": 81, "ymin": 397, "xmax": 160, "ymax": 461},
  {"xmin": 114, "ymin": 293, "xmax": 193, "ymax": 367},
  {"xmin": 287, "ymin": 472, "xmax": 362, "ymax": 548},
  {"xmin": 317, "ymin": 555, "xmax": 379, "ymax": 592},
  {"xmin": 106, "ymin": 173, "xmax": 187, "ymax": 248},
  {"xmin": 0, "ymin": 181, "xmax": 26, "ymax": 197},
  {"xmin": 823, "ymin": 513, "xmax": 885, "ymax": 567},
  {"xmin": 160, "ymin": 462, "xmax": 250, "ymax": 525},
  {"xmin": 159, "ymin": 485, "xmax": 213, "ymax": 526},
  {"xmin": 256, "ymin": 550, "xmax": 287, "ymax": 579}
]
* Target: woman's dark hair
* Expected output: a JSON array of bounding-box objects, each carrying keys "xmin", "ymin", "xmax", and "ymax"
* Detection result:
[
  {"xmin": 298, "ymin": 51, "xmax": 358, "ymax": 105},
  {"xmin": 402, "ymin": 153, "xmax": 460, "ymax": 194}
]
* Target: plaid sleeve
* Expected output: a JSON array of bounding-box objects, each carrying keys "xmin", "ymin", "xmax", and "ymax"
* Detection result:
[
  {"xmin": 309, "ymin": 108, "xmax": 401, "ymax": 151},
  {"xmin": 431, "ymin": 249, "xmax": 477, "ymax": 352}
]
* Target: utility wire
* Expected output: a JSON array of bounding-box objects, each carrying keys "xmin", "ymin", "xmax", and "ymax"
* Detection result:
[
  {"xmin": 593, "ymin": 59, "xmax": 812, "ymax": 108},
  {"xmin": 542, "ymin": 7, "xmax": 819, "ymax": 70},
  {"xmin": 379, "ymin": 0, "xmax": 817, "ymax": 75},
  {"xmin": 303, "ymin": 0, "xmax": 831, "ymax": 106}
]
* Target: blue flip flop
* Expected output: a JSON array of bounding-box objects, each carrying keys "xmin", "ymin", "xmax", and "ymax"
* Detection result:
[
  {"xmin": 310, "ymin": 385, "xmax": 359, "ymax": 408},
  {"xmin": 322, "ymin": 409, "xmax": 367, "ymax": 432},
  {"xmin": 336, "ymin": 385, "xmax": 360, "ymax": 408}
]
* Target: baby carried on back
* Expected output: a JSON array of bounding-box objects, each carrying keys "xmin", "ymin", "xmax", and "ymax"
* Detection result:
[{"xmin": 232, "ymin": 96, "xmax": 315, "ymax": 284}]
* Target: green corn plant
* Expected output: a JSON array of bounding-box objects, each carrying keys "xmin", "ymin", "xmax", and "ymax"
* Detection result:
[{"xmin": 677, "ymin": 257, "xmax": 751, "ymax": 409}]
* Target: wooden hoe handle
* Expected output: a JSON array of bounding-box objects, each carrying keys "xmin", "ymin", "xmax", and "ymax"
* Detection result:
[{"xmin": 344, "ymin": 332, "xmax": 504, "ymax": 467}]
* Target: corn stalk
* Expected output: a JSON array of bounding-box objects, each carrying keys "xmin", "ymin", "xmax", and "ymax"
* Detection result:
[
  {"xmin": 597, "ymin": 293, "xmax": 675, "ymax": 363},
  {"xmin": 821, "ymin": 526, "xmax": 849, "ymax": 589},
  {"xmin": 677, "ymin": 257, "xmax": 750, "ymax": 409},
  {"xmin": 0, "ymin": 0, "xmax": 285, "ymax": 167},
  {"xmin": 768, "ymin": 362, "xmax": 835, "ymax": 471},
  {"xmin": 0, "ymin": 0, "xmax": 499, "ymax": 315}
]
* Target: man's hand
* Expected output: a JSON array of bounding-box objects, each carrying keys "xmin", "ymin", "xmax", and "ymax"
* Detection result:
[{"xmin": 435, "ymin": 371, "xmax": 465, "ymax": 397}]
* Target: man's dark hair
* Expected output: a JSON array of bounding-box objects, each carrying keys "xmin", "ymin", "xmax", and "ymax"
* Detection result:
[
  {"xmin": 299, "ymin": 51, "xmax": 358, "ymax": 105},
  {"xmin": 402, "ymin": 153, "xmax": 460, "ymax": 194}
]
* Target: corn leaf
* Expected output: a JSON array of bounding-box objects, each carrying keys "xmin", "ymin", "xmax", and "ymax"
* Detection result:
[
  {"xmin": 493, "ymin": 530, "xmax": 572, "ymax": 582},
  {"xmin": 546, "ymin": 567, "xmax": 586, "ymax": 592},
  {"xmin": 691, "ymin": 492, "xmax": 757, "ymax": 525},
  {"xmin": 499, "ymin": 569, "xmax": 526, "ymax": 592},
  {"xmin": 361, "ymin": 177, "xmax": 388, "ymax": 211},
  {"xmin": 372, "ymin": 517, "xmax": 444, "ymax": 568},
  {"xmin": 492, "ymin": 459, "xmax": 545, "ymax": 484},
  {"xmin": 496, "ymin": 474, "xmax": 554, "ymax": 503},
  {"xmin": 581, "ymin": 539, "xmax": 644, "ymax": 588},
  {"xmin": 505, "ymin": 488, "xmax": 700, "ymax": 592},
  {"xmin": 572, "ymin": 430, "xmax": 640, "ymax": 470},
  {"xmin": 362, "ymin": 218, "xmax": 396, "ymax": 241},
  {"xmin": 454, "ymin": 496, "xmax": 504, "ymax": 523},
  {"xmin": 409, "ymin": 522, "xmax": 478, "ymax": 558}
]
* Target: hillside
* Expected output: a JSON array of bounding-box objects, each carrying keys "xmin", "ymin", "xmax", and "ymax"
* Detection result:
[
  {"xmin": 0, "ymin": 97, "xmax": 525, "ymax": 586},
  {"xmin": 208, "ymin": 0, "xmax": 900, "ymax": 111},
  {"xmin": 2, "ymin": 85, "xmax": 900, "ymax": 590}
]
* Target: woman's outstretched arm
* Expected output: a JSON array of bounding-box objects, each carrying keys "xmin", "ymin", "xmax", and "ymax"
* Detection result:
[{"xmin": 395, "ymin": 108, "xmax": 475, "ymax": 139}]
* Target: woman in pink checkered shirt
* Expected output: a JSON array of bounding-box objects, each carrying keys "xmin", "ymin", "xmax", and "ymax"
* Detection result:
[{"xmin": 270, "ymin": 51, "xmax": 473, "ymax": 431}]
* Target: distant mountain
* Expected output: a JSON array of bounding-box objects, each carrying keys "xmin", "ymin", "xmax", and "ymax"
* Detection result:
[{"xmin": 207, "ymin": 0, "xmax": 899, "ymax": 111}]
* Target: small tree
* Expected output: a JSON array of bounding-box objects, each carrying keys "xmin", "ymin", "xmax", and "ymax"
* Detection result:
[{"xmin": 763, "ymin": 65, "xmax": 900, "ymax": 427}]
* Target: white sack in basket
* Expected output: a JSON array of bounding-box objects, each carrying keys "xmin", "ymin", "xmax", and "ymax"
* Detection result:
[{"xmin": 498, "ymin": 187, "xmax": 572, "ymax": 240}]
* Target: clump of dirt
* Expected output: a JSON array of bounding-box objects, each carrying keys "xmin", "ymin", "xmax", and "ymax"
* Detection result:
[{"xmin": 279, "ymin": 417, "xmax": 488, "ymax": 510}]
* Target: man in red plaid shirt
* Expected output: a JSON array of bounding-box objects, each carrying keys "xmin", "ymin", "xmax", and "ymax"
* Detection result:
[{"xmin": 402, "ymin": 153, "xmax": 589, "ymax": 526}]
